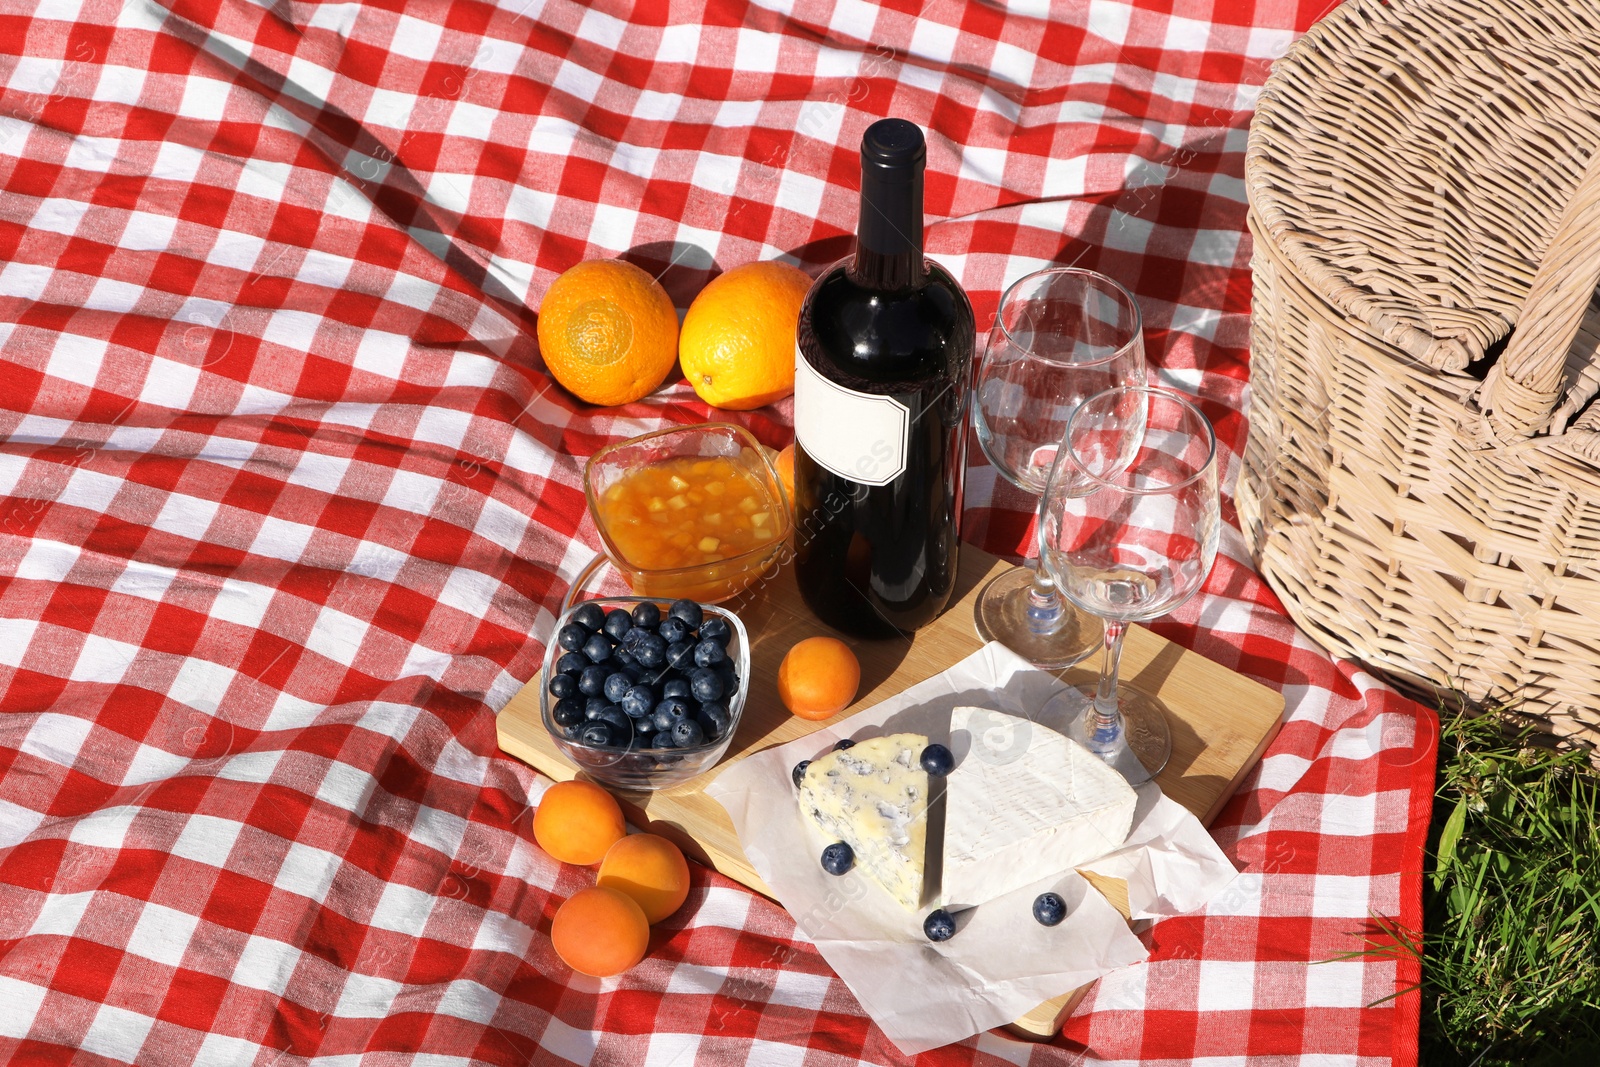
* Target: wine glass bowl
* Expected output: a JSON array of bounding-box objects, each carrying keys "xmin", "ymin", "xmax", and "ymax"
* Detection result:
[
  {"xmin": 974, "ymin": 268, "xmax": 1148, "ymax": 491},
  {"xmin": 1038, "ymin": 386, "xmax": 1220, "ymax": 784},
  {"xmin": 970, "ymin": 267, "xmax": 1146, "ymax": 669}
]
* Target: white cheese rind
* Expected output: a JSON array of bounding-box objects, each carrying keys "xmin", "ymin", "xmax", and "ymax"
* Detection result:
[
  {"xmin": 798, "ymin": 733, "xmax": 929, "ymax": 910},
  {"xmin": 941, "ymin": 706, "xmax": 1137, "ymax": 909}
]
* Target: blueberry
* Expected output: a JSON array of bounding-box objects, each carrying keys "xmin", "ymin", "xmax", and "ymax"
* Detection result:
[
  {"xmin": 651, "ymin": 700, "xmax": 689, "ymax": 733},
  {"xmin": 600, "ymin": 672, "xmax": 629, "ymax": 703},
  {"xmin": 603, "ymin": 608, "xmax": 632, "ymax": 643},
  {"xmin": 634, "ymin": 714, "xmax": 656, "ymax": 735},
  {"xmin": 658, "ymin": 616, "xmax": 688, "ymax": 645},
  {"xmin": 649, "ymin": 731, "xmax": 677, "ymax": 749},
  {"xmin": 631, "ymin": 601, "xmax": 662, "ymax": 629},
  {"xmin": 833, "ymin": 738, "xmax": 855, "ymax": 751},
  {"xmin": 622, "ymin": 685, "xmax": 655, "ymax": 719},
  {"xmin": 585, "ymin": 696, "xmax": 610, "ymax": 719},
  {"xmin": 624, "ymin": 663, "xmax": 649, "ymax": 684},
  {"xmin": 578, "ymin": 664, "xmax": 609, "ymax": 697},
  {"xmin": 571, "ymin": 603, "xmax": 605, "ymax": 632},
  {"xmin": 697, "ymin": 701, "xmax": 731, "ymax": 739},
  {"xmin": 634, "ymin": 632, "xmax": 666, "ymax": 668},
  {"xmin": 693, "ymin": 639, "xmax": 726, "ymax": 668},
  {"xmin": 670, "ymin": 719, "xmax": 705, "ymax": 747},
  {"xmin": 582, "ymin": 633, "xmax": 613, "ymax": 664},
  {"xmin": 820, "ymin": 841, "xmax": 854, "ymax": 875},
  {"xmin": 612, "ymin": 647, "xmax": 636, "ymax": 668},
  {"xmin": 689, "ymin": 668, "xmax": 724, "ymax": 703},
  {"xmin": 791, "ymin": 759, "xmax": 811, "ymax": 788},
  {"xmin": 698, "ymin": 617, "xmax": 731, "ymax": 646},
  {"xmin": 551, "ymin": 698, "xmax": 585, "ymax": 727},
  {"xmin": 557, "ymin": 623, "xmax": 588, "ymax": 651},
  {"xmin": 665, "ymin": 640, "xmax": 695, "ymax": 670},
  {"xmin": 923, "ymin": 909, "xmax": 956, "ymax": 942},
  {"xmin": 715, "ymin": 663, "xmax": 740, "ymax": 693},
  {"xmin": 657, "ymin": 697, "xmax": 690, "ymax": 721},
  {"xmin": 669, "ymin": 599, "xmax": 703, "ymax": 629},
  {"xmin": 1032, "ymin": 892, "xmax": 1067, "ymax": 927},
  {"xmin": 620, "ymin": 626, "xmax": 647, "ymax": 652},
  {"xmin": 920, "ymin": 743, "xmax": 954, "ymax": 777},
  {"xmin": 547, "ymin": 673, "xmax": 577, "ymax": 699},
  {"xmin": 595, "ymin": 705, "xmax": 632, "ymax": 737},
  {"xmin": 662, "ymin": 678, "xmax": 690, "ymax": 702},
  {"xmin": 577, "ymin": 721, "xmax": 614, "ymax": 747},
  {"xmin": 555, "ymin": 651, "xmax": 588, "ymax": 676}
]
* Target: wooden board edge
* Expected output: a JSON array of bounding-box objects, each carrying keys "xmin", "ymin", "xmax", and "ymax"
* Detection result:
[
  {"xmin": 497, "ymin": 711, "xmax": 575, "ymax": 784},
  {"xmin": 1006, "ymin": 985, "xmax": 1090, "ymax": 1041},
  {"xmin": 1199, "ymin": 696, "xmax": 1286, "ymax": 826}
]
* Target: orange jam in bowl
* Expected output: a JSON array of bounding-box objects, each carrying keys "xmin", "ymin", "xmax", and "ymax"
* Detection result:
[{"xmin": 584, "ymin": 424, "xmax": 790, "ymax": 603}]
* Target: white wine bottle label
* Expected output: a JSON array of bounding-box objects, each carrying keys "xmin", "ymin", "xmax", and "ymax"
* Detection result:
[{"xmin": 793, "ymin": 346, "xmax": 909, "ymax": 486}]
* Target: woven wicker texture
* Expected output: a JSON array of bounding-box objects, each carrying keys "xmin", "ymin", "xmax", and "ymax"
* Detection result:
[{"xmin": 1240, "ymin": 0, "xmax": 1600, "ymax": 742}]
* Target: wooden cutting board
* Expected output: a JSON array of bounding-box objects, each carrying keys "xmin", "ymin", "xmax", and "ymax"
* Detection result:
[{"xmin": 497, "ymin": 544, "xmax": 1284, "ymax": 1039}]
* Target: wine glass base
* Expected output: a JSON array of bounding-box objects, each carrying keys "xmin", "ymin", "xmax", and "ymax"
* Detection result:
[
  {"xmin": 973, "ymin": 565, "xmax": 1099, "ymax": 670},
  {"xmin": 1045, "ymin": 685, "xmax": 1172, "ymax": 786}
]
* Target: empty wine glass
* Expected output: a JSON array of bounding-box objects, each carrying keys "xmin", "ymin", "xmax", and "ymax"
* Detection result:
[
  {"xmin": 972, "ymin": 267, "xmax": 1146, "ymax": 669},
  {"xmin": 1038, "ymin": 386, "xmax": 1220, "ymax": 785}
]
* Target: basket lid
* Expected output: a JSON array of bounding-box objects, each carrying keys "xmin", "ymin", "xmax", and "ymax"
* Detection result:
[{"xmin": 1247, "ymin": 0, "xmax": 1600, "ymax": 373}]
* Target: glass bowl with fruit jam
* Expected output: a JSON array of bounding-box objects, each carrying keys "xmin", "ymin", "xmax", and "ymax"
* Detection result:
[
  {"xmin": 540, "ymin": 595, "xmax": 750, "ymax": 791},
  {"xmin": 583, "ymin": 423, "xmax": 790, "ymax": 604}
]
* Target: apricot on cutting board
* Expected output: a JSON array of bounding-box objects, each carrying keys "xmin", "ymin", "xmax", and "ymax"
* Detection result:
[
  {"xmin": 533, "ymin": 779, "xmax": 626, "ymax": 865},
  {"xmin": 551, "ymin": 886, "xmax": 650, "ymax": 977},
  {"xmin": 777, "ymin": 636, "xmax": 861, "ymax": 720},
  {"xmin": 598, "ymin": 833, "xmax": 691, "ymax": 923}
]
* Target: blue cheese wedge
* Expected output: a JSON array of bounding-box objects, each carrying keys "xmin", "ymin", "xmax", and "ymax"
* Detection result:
[
  {"xmin": 941, "ymin": 707, "xmax": 1137, "ymax": 909},
  {"xmin": 798, "ymin": 733, "xmax": 929, "ymax": 910}
]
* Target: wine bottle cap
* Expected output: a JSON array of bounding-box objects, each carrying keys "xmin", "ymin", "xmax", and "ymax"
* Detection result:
[{"xmin": 861, "ymin": 118, "xmax": 926, "ymax": 176}]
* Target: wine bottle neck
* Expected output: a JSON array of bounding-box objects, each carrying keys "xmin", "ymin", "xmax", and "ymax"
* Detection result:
[{"xmin": 851, "ymin": 130, "xmax": 925, "ymax": 291}]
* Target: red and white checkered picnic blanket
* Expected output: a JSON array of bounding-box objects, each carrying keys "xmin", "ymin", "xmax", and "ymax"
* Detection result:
[{"xmin": 0, "ymin": 0, "xmax": 1432, "ymax": 1062}]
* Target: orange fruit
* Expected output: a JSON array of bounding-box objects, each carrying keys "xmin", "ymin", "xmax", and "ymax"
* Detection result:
[
  {"xmin": 551, "ymin": 886, "xmax": 650, "ymax": 977},
  {"xmin": 598, "ymin": 833, "xmax": 691, "ymax": 923},
  {"xmin": 774, "ymin": 444, "xmax": 795, "ymax": 509},
  {"xmin": 678, "ymin": 261, "xmax": 812, "ymax": 410},
  {"xmin": 532, "ymin": 779, "xmax": 626, "ymax": 865},
  {"xmin": 777, "ymin": 636, "xmax": 861, "ymax": 721},
  {"xmin": 537, "ymin": 259, "xmax": 679, "ymax": 406}
]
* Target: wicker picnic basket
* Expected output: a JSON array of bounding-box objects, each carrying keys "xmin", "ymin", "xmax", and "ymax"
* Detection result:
[{"xmin": 1238, "ymin": 0, "xmax": 1600, "ymax": 743}]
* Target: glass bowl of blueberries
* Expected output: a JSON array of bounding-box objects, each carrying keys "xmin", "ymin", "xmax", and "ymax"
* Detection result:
[{"xmin": 540, "ymin": 595, "xmax": 750, "ymax": 791}]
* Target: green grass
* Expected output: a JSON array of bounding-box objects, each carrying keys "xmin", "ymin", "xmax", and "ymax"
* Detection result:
[{"xmin": 1416, "ymin": 711, "xmax": 1600, "ymax": 1064}]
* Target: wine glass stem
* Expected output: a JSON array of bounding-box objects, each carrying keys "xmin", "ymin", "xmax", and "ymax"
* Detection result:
[
  {"xmin": 1025, "ymin": 564, "xmax": 1065, "ymax": 636},
  {"xmin": 1092, "ymin": 618, "xmax": 1129, "ymax": 733}
]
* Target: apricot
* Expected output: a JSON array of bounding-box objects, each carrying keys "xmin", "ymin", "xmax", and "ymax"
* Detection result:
[
  {"xmin": 774, "ymin": 444, "xmax": 795, "ymax": 509},
  {"xmin": 551, "ymin": 886, "xmax": 650, "ymax": 977},
  {"xmin": 598, "ymin": 833, "xmax": 691, "ymax": 923},
  {"xmin": 777, "ymin": 636, "xmax": 861, "ymax": 721},
  {"xmin": 533, "ymin": 779, "xmax": 626, "ymax": 865}
]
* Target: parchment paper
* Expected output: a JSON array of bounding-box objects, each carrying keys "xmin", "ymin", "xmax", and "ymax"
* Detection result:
[{"xmin": 704, "ymin": 641, "xmax": 1240, "ymax": 1055}]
